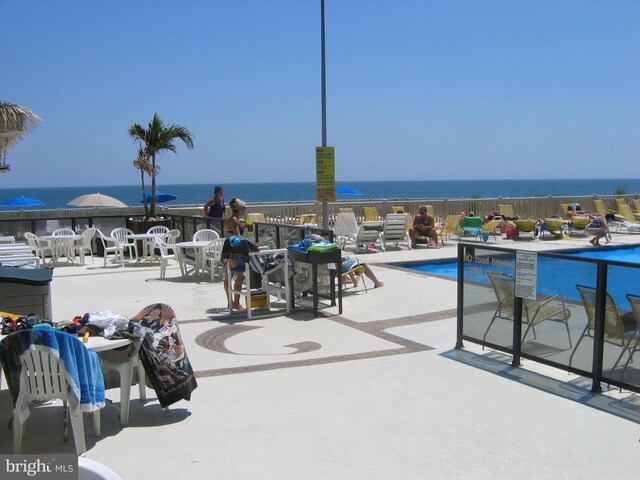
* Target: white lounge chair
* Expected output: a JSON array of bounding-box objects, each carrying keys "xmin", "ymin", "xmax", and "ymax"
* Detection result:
[
  {"xmin": 352, "ymin": 222, "xmax": 384, "ymax": 253},
  {"xmin": 382, "ymin": 213, "xmax": 411, "ymax": 250},
  {"xmin": 333, "ymin": 212, "xmax": 359, "ymax": 250}
]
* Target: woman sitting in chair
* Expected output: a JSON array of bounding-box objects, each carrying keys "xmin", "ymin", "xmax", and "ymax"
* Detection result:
[{"xmin": 340, "ymin": 256, "xmax": 384, "ymax": 289}]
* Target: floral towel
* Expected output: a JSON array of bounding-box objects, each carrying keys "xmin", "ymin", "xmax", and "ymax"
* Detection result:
[{"xmin": 130, "ymin": 304, "xmax": 197, "ymax": 408}]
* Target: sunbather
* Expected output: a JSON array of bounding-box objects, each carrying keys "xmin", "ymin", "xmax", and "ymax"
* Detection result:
[{"xmin": 409, "ymin": 205, "xmax": 438, "ymax": 248}]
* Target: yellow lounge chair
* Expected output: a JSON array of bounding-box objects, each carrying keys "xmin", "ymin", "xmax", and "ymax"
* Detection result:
[
  {"xmin": 593, "ymin": 199, "xmax": 623, "ymax": 221},
  {"xmin": 539, "ymin": 218, "xmax": 564, "ymax": 239},
  {"xmin": 514, "ymin": 218, "xmax": 537, "ymax": 239},
  {"xmin": 571, "ymin": 286, "xmax": 640, "ymax": 375},
  {"xmin": 298, "ymin": 214, "xmax": 317, "ymax": 225},
  {"xmin": 618, "ymin": 204, "xmax": 640, "ymax": 222},
  {"xmin": 569, "ymin": 216, "xmax": 590, "ymax": 236},
  {"xmin": 363, "ymin": 207, "xmax": 379, "ymax": 221},
  {"xmin": 436, "ymin": 215, "xmax": 461, "ymax": 245},
  {"xmin": 498, "ymin": 204, "xmax": 517, "ymax": 219}
]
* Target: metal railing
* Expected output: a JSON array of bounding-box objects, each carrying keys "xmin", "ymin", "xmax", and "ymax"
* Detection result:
[{"xmin": 456, "ymin": 242, "xmax": 640, "ymax": 394}]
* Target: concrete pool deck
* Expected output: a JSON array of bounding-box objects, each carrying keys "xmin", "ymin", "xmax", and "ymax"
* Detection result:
[{"xmin": 1, "ymin": 231, "xmax": 639, "ymax": 479}]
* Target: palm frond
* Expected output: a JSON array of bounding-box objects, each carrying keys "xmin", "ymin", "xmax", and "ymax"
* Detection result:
[{"xmin": 0, "ymin": 101, "xmax": 42, "ymax": 159}]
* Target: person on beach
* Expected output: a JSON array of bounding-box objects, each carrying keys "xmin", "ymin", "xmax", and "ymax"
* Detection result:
[
  {"xmin": 340, "ymin": 256, "xmax": 384, "ymax": 288},
  {"xmin": 204, "ymin": 185, "xmax": 226, "ymax": 231},
  {"xmin": 409, "ymin": 205, "xmax": 438, "ymax": 248},
  {"xmin": 585, "ymin": 213, "xmax": 615, "ymax": 246}
]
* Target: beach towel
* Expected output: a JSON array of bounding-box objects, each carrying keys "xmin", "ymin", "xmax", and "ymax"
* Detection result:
[
  {"xmin": 130, "ymin": 304, "xmax": 197, "ymax": 408},
  {"xmin": 221, "ymin": 235, "xmax": 259, "ymax": 262},
  {"xmin": 0, "ymin": 329, "xmax": 105, "ymax": 422}
]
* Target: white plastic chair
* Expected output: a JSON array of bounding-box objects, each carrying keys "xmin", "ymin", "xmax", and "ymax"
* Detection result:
[
  {"xmin": 193, "ymin": 229, "xmax": 219, "ymax": 242},
  {"xmin": 146, "ymin": 225, "xmax": 170, "ymax": 235},
  {"xmin": 111, "ymin": 228, "xmax": 138, "ymax": 260},
  {"xmin": 155, "ymin": 236, "xmax": 180, "ymax": 278},
  {"xmin": 96, "ymin": 229, "xmax": 124, "ymax": 267},
  {"xmin": 13, "ymin": 346, "xmax": 100, "ymax": 455},
  {"xmin": 167, "ymin": 229, "xmax": 181, "ymax": 244},
  {"xmin": 205, "ymin": 238, "xmax": 225, "ymax": 282},
  {"xmin": 166, "ymin": 229, "xmax": 181, "ymax": 256},
  {"xmin": 50, "ymin": 228, "xmax": 78, "ymax": 262},
  {"xmin": 52, "ymin": 228, "xmax": 75, "ymax": 236},
  {"xmin": 74, "ymin": 227, "xmax": 96, "ymax": 264},
  {"xmin": 99, "ymin": 352, "xmax": 146, "ymax": 426},
  {"xmin": 225, "ymin": 245, "xmax": 292, "ymax": 319},
  {"xmin": 24, "ymin": 232, "xmax": 54, "ymax": 263}
]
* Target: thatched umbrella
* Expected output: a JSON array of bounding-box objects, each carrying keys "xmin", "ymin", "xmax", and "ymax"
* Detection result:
[{"xmin": 0, "ymin": 101, "xmax": 42, "ymax": 174}]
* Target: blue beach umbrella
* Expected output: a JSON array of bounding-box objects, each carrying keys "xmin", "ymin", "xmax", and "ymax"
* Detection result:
[
  {"xmin": 1, "ymin": 195, "xmax": 44, "ymax": 207},
  {"xmin": 336, "ymin": 186, "xmax": 363, "ymax": 195},
  {"xmin": 142, "ymin": 191, "xmax": 178, "ymax": 203}
]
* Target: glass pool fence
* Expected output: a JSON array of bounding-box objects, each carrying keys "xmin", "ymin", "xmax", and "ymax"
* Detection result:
[{"xmin": 456, "ymin": 243, "xmax": 640, "ymax": 394}]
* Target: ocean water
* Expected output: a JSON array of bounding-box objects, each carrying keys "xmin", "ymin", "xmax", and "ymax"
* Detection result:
[{"xmin": 0, "ymin": 178, "xmax": 639, "ymax": 210}]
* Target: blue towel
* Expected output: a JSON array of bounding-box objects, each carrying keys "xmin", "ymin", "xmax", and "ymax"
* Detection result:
[
  {"xmin": 0, "ymin": 329, "xmax": 105, "ymax": 422},
  {"xmin": 461, "ymin": 227, "xmax": 489, "ymax": 242}
]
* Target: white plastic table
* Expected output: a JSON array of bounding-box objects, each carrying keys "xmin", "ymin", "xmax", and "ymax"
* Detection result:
[
  {"xmin": 127, "ymin": 233, "xmax": 166, "ymax": 262},
  {"xmin": 175, "ymin": 240, "xmax": 210, "ymax": 276},
  {"xmin": 40, "ymin": 234, "xmax": 81, "ymax": 264}
]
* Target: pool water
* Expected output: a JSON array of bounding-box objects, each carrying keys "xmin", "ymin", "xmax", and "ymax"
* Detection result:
[{"xmin": 395, "ymin": 246, "xmax": 640, "ymax": 303}]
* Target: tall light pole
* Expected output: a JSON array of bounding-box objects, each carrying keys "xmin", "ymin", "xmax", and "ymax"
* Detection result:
[{"xmin": 320, "ymin": 0, "xmax": 329, "ymax": 228}]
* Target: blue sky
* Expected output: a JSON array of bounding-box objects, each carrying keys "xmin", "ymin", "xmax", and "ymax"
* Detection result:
[{"xmin": 2, "ymin": 0, "xmax": 639, "ymax": 188}]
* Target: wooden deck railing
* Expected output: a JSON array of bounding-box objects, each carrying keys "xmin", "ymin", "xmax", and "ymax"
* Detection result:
[{"xmin": 0, "ymin": 194, "xmax": 637, "ymax": 241}]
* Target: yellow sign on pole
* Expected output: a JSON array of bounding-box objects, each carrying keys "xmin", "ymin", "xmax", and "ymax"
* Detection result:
[{"xmin": 316, "ymin": 146, "xmax": 335, "ymax": 202}]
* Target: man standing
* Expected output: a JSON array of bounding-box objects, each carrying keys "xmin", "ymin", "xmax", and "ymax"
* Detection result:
[{"xmin": 409, "ymin": 205, "xmax": 438, "ymax": 248}]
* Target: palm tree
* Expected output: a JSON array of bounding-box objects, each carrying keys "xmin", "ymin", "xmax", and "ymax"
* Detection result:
[
  {"xmin": 133, "ymin": 148, "xmax": 155, "ymax": 218},
  {"xmin": 128, "ymin": 113, "xmax": 194, "ymax": 218},
  {"xmin": 0, "ymin": 101, "xmax": 41, "ymax": 174}
]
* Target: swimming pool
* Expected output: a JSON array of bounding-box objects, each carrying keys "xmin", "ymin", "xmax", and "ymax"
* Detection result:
[{"xmin": 394, "ymin": 246, "xmax": 640, "ymax": 303}]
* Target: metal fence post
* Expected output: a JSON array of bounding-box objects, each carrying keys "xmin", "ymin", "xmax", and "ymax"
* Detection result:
[
  {"xmin": 591, "ymin": 263, "xmax": 607, "ymax": 393},
  {"xmin": 512, "ymin": 296, "xmax": 523, "ymax": 367},
  {"xmin": 456, "ymin": 243, "xmax": 465, "ymax": 349}
]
